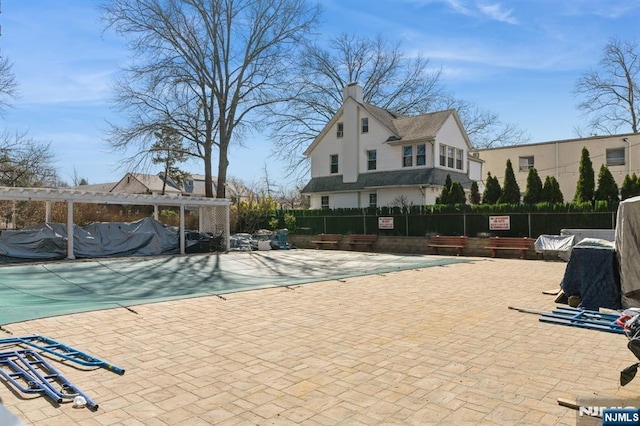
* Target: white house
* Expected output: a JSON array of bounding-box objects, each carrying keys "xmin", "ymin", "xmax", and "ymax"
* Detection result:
[{"xmin": 301, "ymin": 83, "xmax": 483, "ymax": 209}]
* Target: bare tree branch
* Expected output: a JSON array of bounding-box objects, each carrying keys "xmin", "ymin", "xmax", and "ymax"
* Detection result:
[
  {"xmin": 574, "ymin": 38, "xmax": 640, "ymax": 135},
  {"xmin": 267, "ymin": 32, "xmax": 529, "ymax": 176},
  {"xmin": 102, "ymin": 0, "xmax": 320, "ymax": 197}
]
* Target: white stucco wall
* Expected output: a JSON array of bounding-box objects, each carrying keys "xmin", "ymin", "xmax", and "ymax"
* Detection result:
[{"xmin": 476, "ymin": 134, "xmax": 639, "ymax": 202}]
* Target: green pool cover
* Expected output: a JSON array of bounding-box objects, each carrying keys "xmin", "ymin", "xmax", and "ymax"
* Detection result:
[{"xmin": 0, "ymin": 250, "xmax": 472, "ymax": 325}]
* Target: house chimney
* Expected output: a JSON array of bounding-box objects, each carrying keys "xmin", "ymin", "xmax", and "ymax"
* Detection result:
[{"xmin": 343, "ymin": 83, "xmax": 363, "ymax": 103}]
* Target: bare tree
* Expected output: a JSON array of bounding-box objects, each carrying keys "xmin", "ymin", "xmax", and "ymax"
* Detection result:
[
  {"xmin": 0, "ymin": 56, "xmax": 18, "ymax": 116},
  {"xmin": 268, "ymin": 33, "xmax": 444, "ymax": 176},
  {"xmin": 0, "ymin": 131, "xmax": 62, "ymax": 187},
  {"xmin": 574, "ymin": 38, "xmax": 640, "ymax": 135},
  {"xmin": 102, "ymin": 0, "xmax": 320, "ymax": 197},
  {"xmin": 268, "ymin": 32, "xmax": 528, "ymax": 176},
  {"xmin": 435, "ymin": 96, "xmax": 529, "ymax": 148}
]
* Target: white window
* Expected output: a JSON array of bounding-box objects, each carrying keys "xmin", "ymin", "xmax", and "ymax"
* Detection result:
[
  {"xmin": 403, "ymin": 146, "xmax": 413, "ymax": 167},
  {"xmin": 321, "ymin": 196, "xmax": 329, "ymax": 209},
  {"xmin": 336, "ymin": 122, "xmax": 344, "ymax": 138},
  {"xmin": 367, "ymin": 150, "xmax": 377, "ymax": 170},
  {"xmin": 455, "ymin": 149, "xmax": 463, "ymax": 170},
  {"xmin": 606, "ymin": 148, "xmax": 625, "ymax": 166},
  {"xmin": 330, "ymin": 154, "xmax": 339, "ymax": 174},
  {"xmin": 369, "ymin": 193, "xmax": 377, "ymax": 208},
  {"xmin": 439, "ymin": 144, "xmax": 464, "ymax": 170},
  {"xmin": 519, "ymin": 156, "xmax": 534, "ymax": 172},
  {"xmin": 361, "ymin": 117, "xmax": 369, "ymax": 133},
  {"xmin": 417, "ymin": 144, "xmax": 426, "ymax": 166}
]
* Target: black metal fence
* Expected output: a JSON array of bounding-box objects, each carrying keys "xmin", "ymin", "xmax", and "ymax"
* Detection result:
[{"xmin": 276, "ymin": 210, "xmax": 617, "ymax": 238}]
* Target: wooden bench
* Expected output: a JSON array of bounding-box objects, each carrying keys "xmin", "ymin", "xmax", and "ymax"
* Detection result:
[
  {"xmin": 485, "ymin": 237, "xmax": 535, "ymax": 259},
  {"xmin": 311, "ymin": 234, "xmax": 342, "ymax": 249},
  {"xmin": 428, "ymin": 235, "xmax": 469, "ymax": 256},
  {"xmin": 347, "ymin": 234, "xmax": 377, "ymax": 250}
]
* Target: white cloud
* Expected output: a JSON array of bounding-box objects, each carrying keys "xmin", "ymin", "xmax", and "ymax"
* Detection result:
[{"xmin": 478, "ymin": 3, "xmax": 518, "ymax": 24}]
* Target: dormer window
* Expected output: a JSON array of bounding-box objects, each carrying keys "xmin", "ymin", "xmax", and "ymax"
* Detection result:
[
  {"xmin": 337, "ymin": 122, "xmax": 344, "ymax": 138},
  {"xmin": 361, "ymin": 117, "xmax": 369, "ymax": 133}
]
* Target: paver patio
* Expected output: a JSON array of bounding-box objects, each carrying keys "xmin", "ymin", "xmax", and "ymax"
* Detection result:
[{"xmin": 0, "ymin": 253, "xmax": 636, "ymax": 425}]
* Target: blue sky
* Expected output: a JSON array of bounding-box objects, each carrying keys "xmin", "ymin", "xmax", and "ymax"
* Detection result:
[{"xmin": 2, "ymin": 0, "xmax": 640, "ymax": 189}]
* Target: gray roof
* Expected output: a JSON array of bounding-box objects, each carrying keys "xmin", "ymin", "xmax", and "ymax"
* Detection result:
[
  {"xmin": 301, "ymin": 168, "xmax": 472, "ymax": 194},
  {"xmin": 360, "ymin": 104, "xmax": 455, "ymax": 143},
  {"xmin": 72, "ymin": 182, "xmax": 118, "ymax": 192}
]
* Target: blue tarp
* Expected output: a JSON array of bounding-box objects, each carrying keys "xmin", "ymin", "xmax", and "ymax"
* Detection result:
[{"xmin": 561, "ymin": 245, "xmax": 621, "ymax": 311}]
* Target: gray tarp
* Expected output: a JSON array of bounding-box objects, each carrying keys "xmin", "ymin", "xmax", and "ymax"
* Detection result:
[
  {"xmin": 615, "ymin": 196, "xmax": 640, "ymax": 308},
  {"xmin": 534, "ymin": 234, "xmax": 575, "ymax": 261},
  {"xmin": 0, "ymin": 218, "xmax": 179, "ymax": 261}
]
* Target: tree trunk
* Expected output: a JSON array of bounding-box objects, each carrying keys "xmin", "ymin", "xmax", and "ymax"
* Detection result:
[
  {"xmin": 204, "ymin": 144, "xmax": 214, "ymax": 198},
  {"xmin": 216, "ymin": 141, "xmax": 229, "ymax": 199}
]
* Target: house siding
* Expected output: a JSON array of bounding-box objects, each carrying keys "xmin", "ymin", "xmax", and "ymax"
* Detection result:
[{"xmin": 434, "ymin": 115, "xmax": 468, "ymax": 175}]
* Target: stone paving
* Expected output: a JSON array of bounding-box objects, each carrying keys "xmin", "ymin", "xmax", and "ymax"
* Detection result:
[{"xmin": 0, "ymin": 253, "xmax": 637, "ymax": 425}]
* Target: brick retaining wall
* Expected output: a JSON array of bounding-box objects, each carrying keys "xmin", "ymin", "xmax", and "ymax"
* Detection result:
[{"xmin": 288, "ymin": 235, "xmax": 538, "ymax": 260}]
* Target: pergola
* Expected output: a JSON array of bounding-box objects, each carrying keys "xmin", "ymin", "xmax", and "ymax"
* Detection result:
[{"xmin": 0, "ymin": 186, "xmax": 231, "ymax": 259}]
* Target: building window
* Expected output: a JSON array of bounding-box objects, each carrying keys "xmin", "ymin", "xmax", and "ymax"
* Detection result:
[
  {"xmin": 519, "ymin": 156, "xmax": 534, "ymax": 172},
  {"xmin": 367, "ymin": 150, "xmax": 377, "ymax": 170},
  {"xmin": 336, "ymin": 122, "xmax": 344, "ymax": 138},
  {"xmin": 321, "ymin": 196, "xmax": 329, "ymax": 209},
  {"xmin": 456, "ymin": 149, "xmax": 463, "ymax": 170},
  {"xmin": 330, "ymin": 154, "xmax": 339, "ymax": 174},
  {"xmin": 606, "ymin": 148, "xmax": 625, "ymax": 166},
  {"xmin": 439, "ymin": 144, "xmax": 463, "ymax": 170},
  {"xmin": 417, "ymin": 144, "xmax": 426, "ymax": 166},
  {"xmin": 361, "ymin": 117, "xmax": 369, "ymax": 133},
  {"xmin": 369, "ymin": 193, "xmax": 377, "ymax": 208},
  {"xmin": 403, "ymin": 146, "xmax": 413, "ymax": 167}
]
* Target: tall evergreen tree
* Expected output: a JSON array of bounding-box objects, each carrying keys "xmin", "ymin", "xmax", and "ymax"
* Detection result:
[
  {"xmin": 523, "ymin": 167, "xmax": 543, "ymax": 204},
  {"xmin": 620, "ymin": 173, "xmax": 640, "ymax": 200},
  {"xmin": 482, "ymin": 172, "xmax": 501, "ymax": 204},
  {"xmin": 449, "ymin": 182, "xmax": 466, "ymax": 204},
  {"xmin": 541, "ymin": 176, "xmax": 564, "ymax": 203},
  {"xmin": 469, "ymin": 181, "xmax": 481, "ymax": 204},
  {"xmin": 633, "ymin": 173, "xmax": 640, "ymax": 198},
  {"xmin": 498, "ymin": 159, "xmax": 521, "ymax": 204},
  {"xmin": 437, "ymin": 174, "xmax": 453, "ymax": 204},
  {"xmin": 621, "ymin": 174, "xmax": 635, "ymax": 200},
  {"xmin": 594, "ymin": 164, "xmax": 619, "ymax": 203},
  {"xmin": 574, "ymin": 147, "xmax": 595, "ymax": 203},
  {"xmin": 550, "ymin": 176, "xmax": 564, "ymax": 203}
]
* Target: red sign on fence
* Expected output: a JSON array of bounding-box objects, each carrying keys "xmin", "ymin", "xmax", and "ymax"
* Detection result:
[
  {"xmin": 489, "ymin": 215, "xmax": 510, "ymax": 230},
  {"xmin": 378, "ymin": 217, "xmax": 394, "ymax": 230}
]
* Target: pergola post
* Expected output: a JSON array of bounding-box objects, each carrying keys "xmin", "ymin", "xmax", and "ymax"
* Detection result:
[
  {"xmin": 179, "ymin": 205, "xmax": 185, "ymax": 255},
  {"xmin": 67, "ymin": 200, "xmax": 75, "ymax": 260},
  {"xmin": 45, "ymin": 201, "xmax": 52, "ymax": 223}
]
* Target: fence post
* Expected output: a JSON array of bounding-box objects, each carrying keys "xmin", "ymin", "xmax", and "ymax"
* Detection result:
[
  {"xmin": 528, "ymin": 213, "xmax": 532, "ymax": 237},
  {"xmin": 363, "ymin": 209, "xmax": 367, "ymax": 234},
  {"xmin": 463, "ymin": 212, "xmax": 467, "ymax": 236},
  {"xmin": 323, "ymin": 215, "xmax": 327, "ymax": 234},
  {"xmin": 405, "ymin": 210, "xmax": 409, "ymax": 236}
]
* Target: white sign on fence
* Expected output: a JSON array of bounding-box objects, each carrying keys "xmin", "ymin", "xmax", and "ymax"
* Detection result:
[
  {"xmin": 489, "ymin": 215, "xmax": 511, "ymax": 230},
  {"xmin": 378, "ymin": 217, "xmax": 394, "ymax": 230}
]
